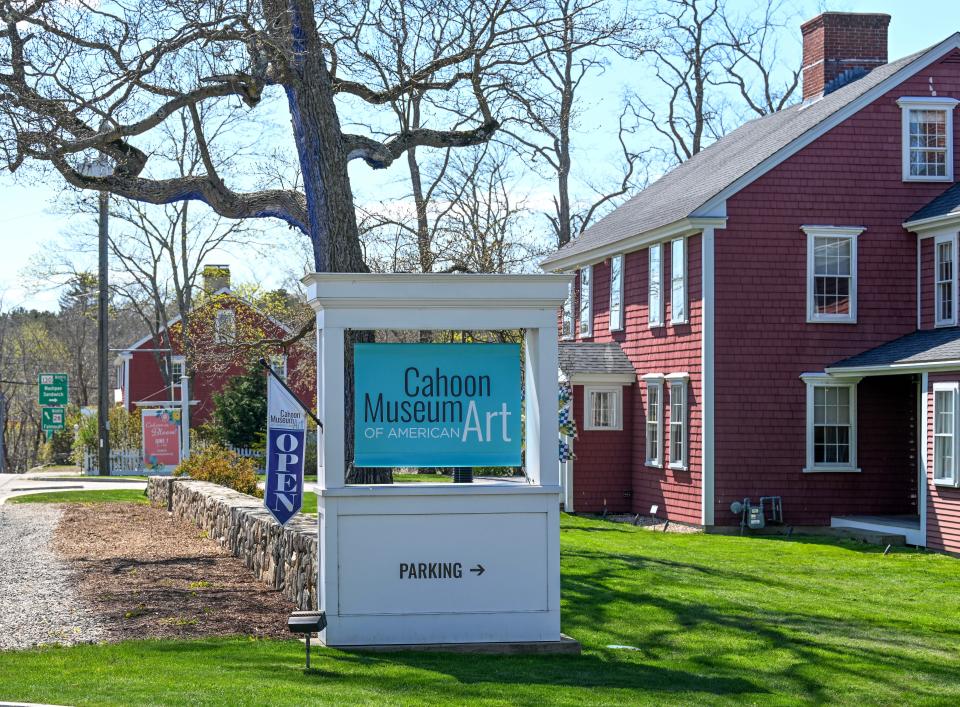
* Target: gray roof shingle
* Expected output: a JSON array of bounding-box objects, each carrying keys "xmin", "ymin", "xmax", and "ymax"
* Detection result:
[
  {"xmin": 908, "ymin": 182, "xmax": 960, "ymax": 224},
  {"xmin": 829, "ymin": 327, "xmax": 960, "ymax": 370},
  {"xmin": 541, "ymin": 42, "xmax": 949, "ymax": 270},
  {"xmin": 558, "ymin": 342, "xmax": 635, "ymax": 377}
]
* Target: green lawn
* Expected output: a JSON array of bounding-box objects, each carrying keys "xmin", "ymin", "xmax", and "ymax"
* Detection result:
[
  {"xmin": 2, "ymin": 514, "xmax": 959, "ymax": 705},
  {"xmin": 8, "ymin": 489, "xmax": 148, "ymax": 504}
]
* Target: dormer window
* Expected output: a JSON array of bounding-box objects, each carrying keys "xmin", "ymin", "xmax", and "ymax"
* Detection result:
[{"xmin": 898, "ymin": 97, "xmax": 958, "ymax": 182}]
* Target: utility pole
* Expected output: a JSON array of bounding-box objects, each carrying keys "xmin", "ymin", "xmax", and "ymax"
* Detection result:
[
  {"xmin": 97, "ymin": 188, "xmax": 111, "ymax": 476},
  {"xmin": 80, "ymin": 155, "xmax": 114, "ymax": 476}
]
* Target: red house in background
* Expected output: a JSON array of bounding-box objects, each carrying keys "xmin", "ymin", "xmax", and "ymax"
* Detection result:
[
  {"xmin": 545, "ymin": 12, "xmax": 960, "ymax": 554},
  {"xmin": 114, "ymin": 264, "xmax": 313, "ymax": 428}
]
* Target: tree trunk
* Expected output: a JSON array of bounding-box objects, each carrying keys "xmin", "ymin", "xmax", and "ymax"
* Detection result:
[{"xmin": 281, "ymin": 0, "xmax": 389, "ymax": 483}]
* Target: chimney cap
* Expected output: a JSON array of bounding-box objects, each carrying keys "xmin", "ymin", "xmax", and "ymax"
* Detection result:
[{"xmin": 801, "ymin": 12, "xmax": 891, "ymax": 33}]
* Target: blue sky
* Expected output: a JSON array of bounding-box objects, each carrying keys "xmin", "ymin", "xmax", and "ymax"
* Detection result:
[{"xmin": 2, "ymin": 0, "xmax": 959, "ymax": 311}]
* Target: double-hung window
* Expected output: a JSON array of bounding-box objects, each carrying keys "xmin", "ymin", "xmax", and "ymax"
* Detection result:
[
  {"xmin": 935, "ymin": 233, "xmax": 957, "ymax": 327},
  {"xmin": 934, "ymin": 382, "xmax": 960, "ymax": 487},
  {"xmin": 898, "ymin": 97, "xmax": 957, "ymax": 182},
  {"xmin": 561, "ymin": 282, "xmax": 574, "ymax": 339},
  {"xmin": 803, "ymin": 374, "xmax": 859, "ymax": 472},
  {"xmin": 584, "ymin": 387, "xmax": 623, "ymax": 431},
  {"xmin": 609, "ymin": 255, "xmax": 624, "ymax": 331},
  {"xmin": 667, "ymin": 375, "xmax": 688, "ymax": 469},
  {"xmin": 643, "ymin": 375, "xmax": 664, "ymax": 466},
  {"xmin": 578, "ymin": 266, "xmax": 592, "ymax": 337},
  {"xmin": 214, "ymin": 309, "xmax": 236, "ymax": 343},
  {"xmin": 805, "ymin": 226, "xmax": 861, "ymax": 323},
  {"xmin": 169, "ymin": 355, "xmax": 186, "ymax": 385},
  {"xmin": 670, "ymin": 238, "xmax": 686, "ymax": 323},
  {"xmin": 648, "ymin": 244, "xmax": 663, "ymax": 327}
]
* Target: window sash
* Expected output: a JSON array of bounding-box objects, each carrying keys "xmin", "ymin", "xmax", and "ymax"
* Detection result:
[
  {"xmin": 669, "ymin": 381, "xmax": 686, "ymax": 468},
  {"xmin": 215, "ymin": 310, "xmax": 236, "ymax": 343},
  {"xmin": 649, "ymin": 244, "xmax": 663, "ymax": 327},
  {"xmin": 805, "ymin": 379, "xmax": 857, "ymax": 471},
  {"xmin": 609, "ymin": 255, "xmax": 624, "ymax": 331},
  {"xmin": 645, "ymin": 382, "xmax": 663, "ymax": 465},
  {"xmin": 812, "ymin": 236, "xmax": 853, "ymax": 317},
  {"xmin": 579, "ymin": 266, "xmax": 592, "ymax": 337},
  {"xmin": 587, "ymin": 389, "xmax": 619, "ymax": 430},
  {"xmin": 670, "ymin": 238, "xmax": 686, "ymax": 323},
  {"xmin": 934, "ymin": 386, "xmax": 958, "ymax": 485},
  {"xmin": 936, "ymin": 237, "xmax": 956, "ymax": 326},
  {"xmin": 805, "ymin": 228, "xmax": 859, "ymax": 323},
  {"xmin": 908, "ymin": 109, "xmax": 948, "ymax": 178}
]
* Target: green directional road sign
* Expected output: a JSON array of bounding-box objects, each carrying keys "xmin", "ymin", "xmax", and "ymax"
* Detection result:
[
  {"xmin": 41, "ymin": 406, "xmax": 66, "ymax": 432},
  {"xmin": 38, "ymin": 373, "xmax": 69, "ymax": 406}
]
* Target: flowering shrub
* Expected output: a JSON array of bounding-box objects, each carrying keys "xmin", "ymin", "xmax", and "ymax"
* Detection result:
[{"xmin": 175, "ymin": 444, "xmax": 261, "ymax": 498}]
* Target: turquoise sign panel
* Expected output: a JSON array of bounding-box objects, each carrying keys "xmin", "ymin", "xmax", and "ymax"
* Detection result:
[{"xmin": 354, "ymin": 343, "xmax": 522, "ymax": 468}]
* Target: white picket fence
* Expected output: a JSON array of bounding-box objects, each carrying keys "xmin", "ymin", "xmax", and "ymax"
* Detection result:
[
  {"xmin": 82, "ymin": 444, "xmax": 267, "ymax": 475},
  {"xmin": 82, "ymin": 449, "xmax": 149, "ymax": 476}
]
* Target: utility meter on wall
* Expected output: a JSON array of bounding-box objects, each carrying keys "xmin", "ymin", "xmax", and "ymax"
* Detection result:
[{"xmin": 748, "ymin": 505, "xmax": 765, "ymax": 529}]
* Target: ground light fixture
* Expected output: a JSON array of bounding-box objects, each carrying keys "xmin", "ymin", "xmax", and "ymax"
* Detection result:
[{"xmin": 288, "ymin": 611, "xmax": 327, "ymax": 669}]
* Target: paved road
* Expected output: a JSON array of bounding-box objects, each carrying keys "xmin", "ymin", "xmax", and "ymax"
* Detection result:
[{"xmin": 0, "ymin": 472, "xmax": 147, "ymax": 504}]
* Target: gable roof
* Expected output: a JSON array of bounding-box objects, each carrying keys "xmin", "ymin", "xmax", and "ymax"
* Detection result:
[
  {"xmin": 121, "ymin": 288, "xmax": 295, "ymax": 353},
  {"xmin": 558, "ymin": 342, "xmax": 635, "ymax": 379},
  {"xmin": 541, "ymin": 34, "xmax": 960, "ymax": 271},
  {"xmin": 827, "ymin": 327, "xmax": 960, "ymax": 372}
]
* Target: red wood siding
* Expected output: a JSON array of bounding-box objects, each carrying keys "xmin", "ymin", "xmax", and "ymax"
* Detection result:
[
  {"xmin": 713, "ymin": 53, "xmax": 960, "ymax": 525},
  {"xmin": 926, "ymin": 372, "xmax": 960, "ymax": 554},
  {"xmin": 570, "ymin": 384, "xmax": 633, "ymax": 513},
  {"xmin": 920, "ymin": 237, "xmax": 935, "ymax": 330},
  {"xmin": 571, "ymin": 235, "xmax": 703, "ymax": 525}
]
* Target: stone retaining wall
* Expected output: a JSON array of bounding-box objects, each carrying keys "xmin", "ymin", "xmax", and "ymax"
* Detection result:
[{"xmin": 148, "ymin": 477, "xmax": 317, "ymax": 610}]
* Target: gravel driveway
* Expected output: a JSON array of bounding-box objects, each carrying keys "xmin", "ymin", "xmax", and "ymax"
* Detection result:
[{"xmin": 0, "ymin": 504, "xmax": 106, "ymax": 650}]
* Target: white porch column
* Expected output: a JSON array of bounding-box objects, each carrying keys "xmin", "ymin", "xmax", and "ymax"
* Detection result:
[
  {"xmin": 320, "ymin": 324, "xmax": 345, "ymax": 489},
  {"xmin": 524, "ymin": 325, "xmax": 560, "ymax": 487}
]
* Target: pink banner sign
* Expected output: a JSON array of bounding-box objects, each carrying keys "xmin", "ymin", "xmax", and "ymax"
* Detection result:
[{"xmin": 142, "ymin": 408, "xmax": 182, "ymax": 471}]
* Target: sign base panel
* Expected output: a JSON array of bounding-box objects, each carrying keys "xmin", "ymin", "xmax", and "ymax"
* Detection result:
[{"xmin": 316, "ymin": 484, "xmax": 561, "ymax": 646}]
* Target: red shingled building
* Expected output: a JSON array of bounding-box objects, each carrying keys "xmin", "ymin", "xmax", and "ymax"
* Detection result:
[
  {"xmin": 114, "ymin": 265, "xmax": 313, "ymax": 428},
  {"xmin": 546, "ymin": 12, "xmax": 960, "ymax": 553}
]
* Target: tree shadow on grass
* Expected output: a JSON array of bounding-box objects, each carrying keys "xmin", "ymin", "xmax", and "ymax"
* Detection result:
[{"xmin": 558, "ymin": 559, "xmax": 960, "ymax": 703}]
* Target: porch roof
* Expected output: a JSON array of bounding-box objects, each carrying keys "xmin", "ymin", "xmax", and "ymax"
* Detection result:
[
  {"xmin": 907, "ymin": 182, "xmax": 960, "ymax": 223},
  {"xmin": 827, "ymin": 327, "xmax": 960, "ymax": 374},
  {"xmin": 558, "ymin": 342, "xmax": 635, "ymax": 383}
]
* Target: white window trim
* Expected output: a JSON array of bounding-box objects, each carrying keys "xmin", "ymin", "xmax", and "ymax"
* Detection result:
[
  {"xmin": 609, "ymin": 254, "xmax": 624, "ymax": 332},
  {"xmin": 648, "ymin": 243, "xmax": 663, "ymax": 328},
  {"xmin": 934, "ymin": 232, "xmax": 958, "ymax": 327},
  {"xmin": 804, "ymin": 225, "xmax": 862, "ymax": 324},
  {"xmin": 897, "ymin": 97, "xmax": 958, "ymax": 183},
  {"xmin": 933, "ymin": 381, "xmax": 960, "ymax": 487},
  {"xmin": 583, "ymin": 386, "xmax": 623, "ymax": 431},
  {"xmin": 578, "ymin": 266, "xmax": 592, "ymax": 338},
  {"xmin": 561, "ymin": 281, "xmax": 574, "ymax": 340},
  {"xmin": 668, "ymin": 375, "xmax": 689, "ymax": 470},
  {"xmin": 802, "ymin": 373, "xmax": 861, "ymax": 473},
  {"xmin": 642, "ymin": 373, "xmax": 664, "ymax": 467},
  {"xmin": 670, "ymin": 237, "xmax": 687, "ymax": 324}
]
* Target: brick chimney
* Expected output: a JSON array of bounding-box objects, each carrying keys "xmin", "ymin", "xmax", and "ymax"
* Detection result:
[
  {"xmin": 202, "ymin": 264, "xmax": 231, "ymax": 293},
  {"xmin": 800, "ymin": 12, "xmax": 891, "ymax": 100}
]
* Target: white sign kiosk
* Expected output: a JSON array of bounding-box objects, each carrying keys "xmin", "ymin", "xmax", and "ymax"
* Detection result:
[{"xmin": 304, "ymin": 273, "xmax": 572, "ymax": 648}]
